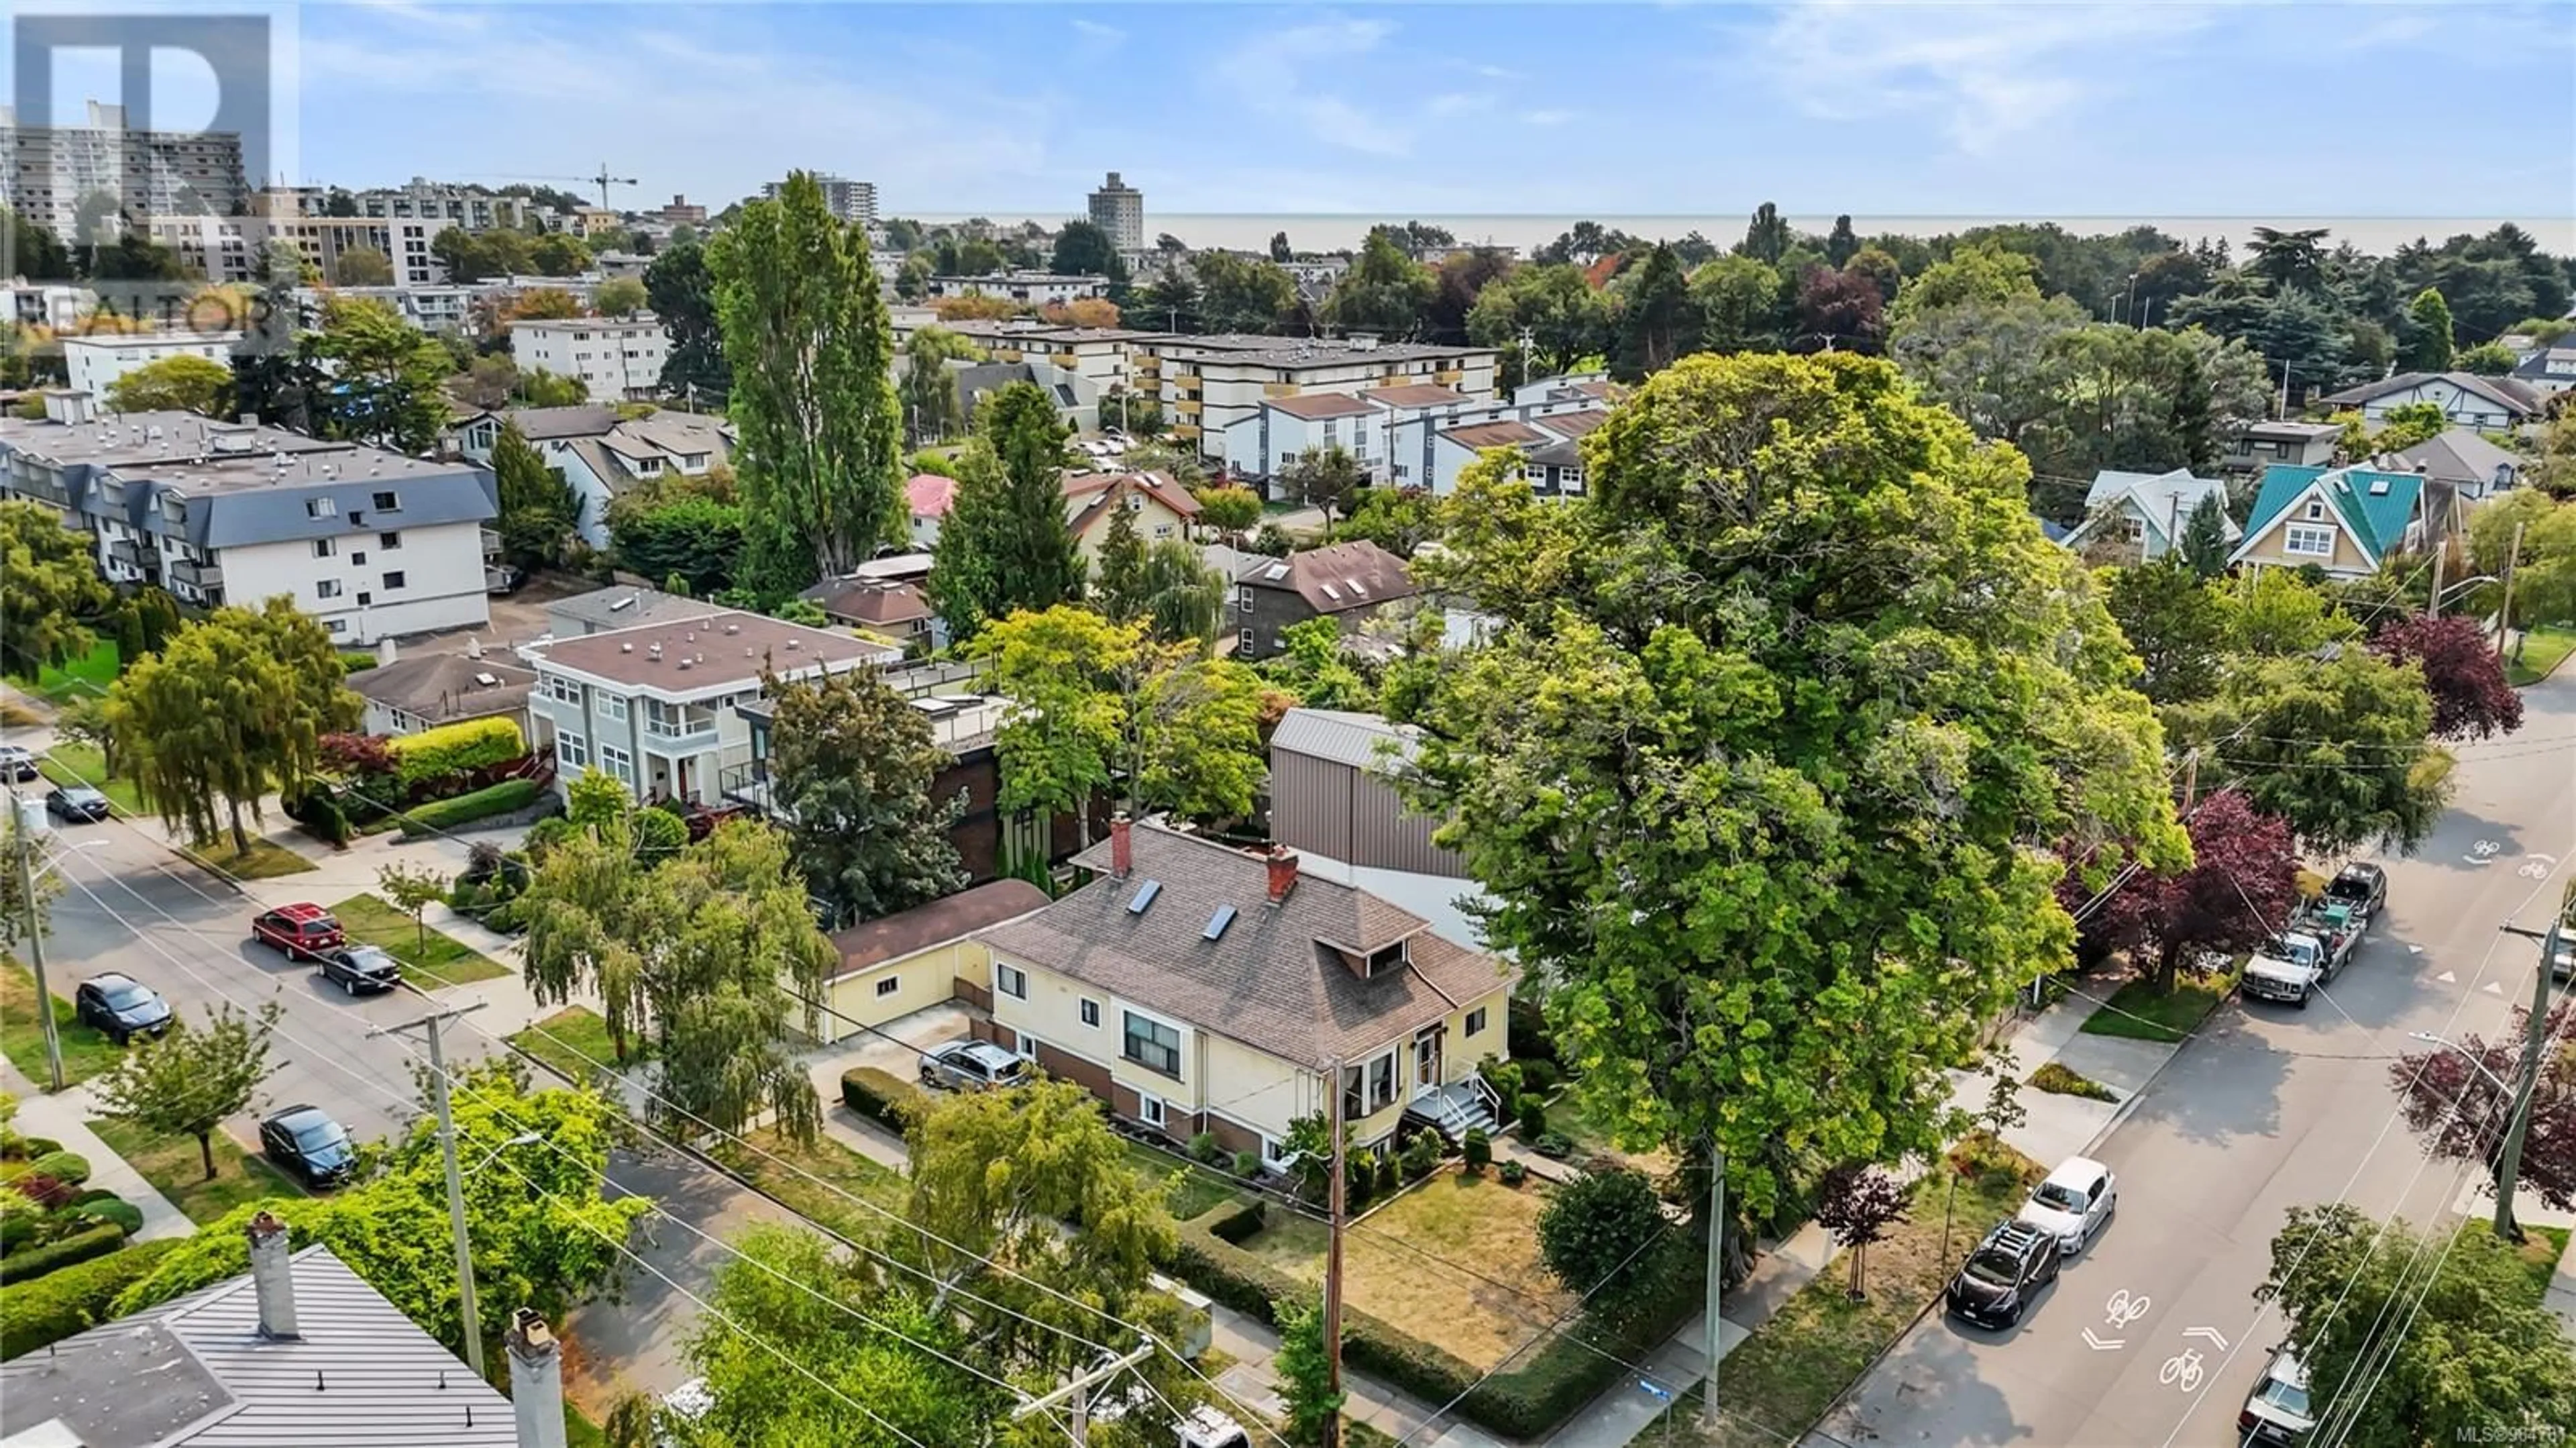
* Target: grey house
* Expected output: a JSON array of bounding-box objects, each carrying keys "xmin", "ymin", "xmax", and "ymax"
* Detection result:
[{"xmin": 1233, "ymin": 539, "xmax": 1417, "ymax": 660}]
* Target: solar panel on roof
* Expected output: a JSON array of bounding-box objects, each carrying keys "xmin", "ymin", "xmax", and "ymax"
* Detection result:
[
  {"xmin": 1128, "ymin": 880, "xmax": 1163, "ymax": 915},
  {"xmin": 1203, "ymin": 904, "xmax": 1237, "ymax": 940}
]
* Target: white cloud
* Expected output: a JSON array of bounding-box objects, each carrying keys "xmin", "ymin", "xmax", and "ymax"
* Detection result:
[
  {"xmin": 1428, "ymin": 91, "xmax": 1496, "ymax": 117},
  {"xmin": 1752, "ymin": 0, "xmax": 2215, "ymax": 154},
  {"xmin": 1521, "ymin": 108, "xmax": 1576, "ymax": 127},
  {"xmin": 1212, "ymin": 15, "xmax": 1410, "ymax": 156},
  {"xmin": 1070, "ymin": 17, "xmax": 1126, "ymax": 49}
]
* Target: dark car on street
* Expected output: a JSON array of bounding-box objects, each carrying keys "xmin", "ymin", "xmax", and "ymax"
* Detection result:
[
  {"xmin": 315, "ymin": 943, "xmax": 402, "ymax": 995},
  {"xmin": 44, "ymin": 786, "xmax": 110, "ymax": 823},
  {"xmin": 74, "ymin": 972, "xmax": 173, "ymax": 1045},
  {"xmin": 2323, "ymin": 862, "xmax": 2386, "ymax": 925},
  {"xmin": 260, "ymin": 1105, "xmax": 357, "ymax": 1188},
  {"xmin": 1946, "ymin": 1221, "xmax": 2061, "ymax": 1329},
  {"xmin": 250, "ymin": 903, "xmax": 346, "ymax": 962}
]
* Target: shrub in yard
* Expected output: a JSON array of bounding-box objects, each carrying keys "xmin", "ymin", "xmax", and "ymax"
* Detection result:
[
  {"xmin": 1519, "ymin": 1058, "xmax": 1560, "ymax": 1094},
  {"xmin": 0, "ymin": 1237, "xmax": 183, "ymax": 1359},
  {"xmin": 1401, "ymin": 1132, "xmax": 1441, "ymax": 1180},
  {"xmin": 1947, "ymin": 1129, "xmax": 2027, "ymax": 1186},
  {"xmin": 66, "ymin": 1196, "xmax": 142, "ymax": 1237},
  {"xmin": 16, "ymin": 1139, "xmax": 62, "ymax": 1159},
  {"xmin": 1481, "ymin": 1060, "xmax": 1523, "ymax": 1115},
  {"xmin": 1462, "ymin": 1129, "xmax": 1491, "ymax": 1174},
  {"xmin": 1538, "ymin": 1166, "xmax": 1663, "ymax": 1298},
  {"xmin": 1374, "ymin": 1154, "xmax": 1398, "ymax": 1196},
  {"xmin": 0, "ymin": 1221, "xmax": 128, "ymax": 1283},
  {"xmin": 1534, "ymin": 1131, "xmax": 1572, "ymax": 1159},
  {"xmin": 386, "ymin": 716, "xmax": 525, "ymax": 786},
  {"xmin": 396, "ymin": 778, "xmax": 542, "ymax": 836},
  {"xmin": 1189, "ymin": 1131, "xmax": 1224, "ymax": 1166},
  {"xmin": 7, "ymin": 1174, "xmax": 74, "ymax": 1210},
  {"xmin": 523, "ymin": 815, "xmax": 576, "ymax": 858},
  {"xmin": 632, "ymin": 807, "xmax": 688, "ymax": 864},
  {"xmin": 1346, "ymin": 1150, "xmax": 1377, "ymax": 1210},
  {"xmin": 1232, "ymin": 1150, "xmax": 1260, "ymax": 1179},
  {"xmin": 27, "ymin": 1153, "xmax": 89, "ymax": 1188},
  {"xmin": 1517, "ymin": 1097, "xmax": 1548, "ymax": 1139},
  {"xmin": 838, "ymin": 1067, "xmax": 923, "ymax": 1132},
  {"xmin": 2032, "ymin": 1062, "xmax": 2119, "ymax": 1102}
]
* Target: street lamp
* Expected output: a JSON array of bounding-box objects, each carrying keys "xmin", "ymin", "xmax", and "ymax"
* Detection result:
[
  {"xmin": 467, "ymin": 1131, "xmax": 542, "ymax": 1176},
  {"xmin": 2408, "ymin": 1031, "xmax": 2512, "ymax": 1093}
]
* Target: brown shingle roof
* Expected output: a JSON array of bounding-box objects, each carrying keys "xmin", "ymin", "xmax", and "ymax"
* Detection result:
[
  {"xmin": 1063, "ymin": 470, "xmax": 1203, "ymax": 532},
  {"xmin": 1242, "ymin": 540, "xmax": 1417, "ymax": 613},
  {"xmin": 1438, "ymin": 419, "xmax": 1549, "ymax": 450},
  {"xmin": 1532, "ymin": 408, "xmax": 1609, "ymax": 439},
  {"xmin": 350, "ymin": 653, "xmax": 533, "ymax": 724},
  {"xmin": 978, "ymin": 826, "xmax": 1513, "ymax": 1064},
  {"xmin": 1360, "ymin": 383, "xmax": 1470, "ymax": 409},
  {"xmin": 1265, "ymin": 393, "xmax": 1378, "ymax": 421},
  {"xmin": 830, "ymin": 880, "xmax": 1051, "ymax": 980},
  {"xmin": 801, "ymin": 576, "xmax": 932, "ymax": 628},
  {"xmin": 535, "ymin": 609, "xmax": 896, "ymax": 692}
]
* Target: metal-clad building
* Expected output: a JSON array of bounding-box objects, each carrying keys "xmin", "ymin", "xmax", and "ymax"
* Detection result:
[{"xmin": 1269, "ymin": 708, "xmax": 1464, "ymax": 879}]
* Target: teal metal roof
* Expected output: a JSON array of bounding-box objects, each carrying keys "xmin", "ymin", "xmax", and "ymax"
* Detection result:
[{"xmin": 2237, "ymin": 463, "xmax": 2423, "ymax": 564}]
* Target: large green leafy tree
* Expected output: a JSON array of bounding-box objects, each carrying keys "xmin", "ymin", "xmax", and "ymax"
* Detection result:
[
  {"xmin": 1133, "ymin": 656, "xmax": 1268, "ymax": 825},
  {"xmin": 608, "ymin": 490, "xmax": 745, "ymax": 597},
  {"xmin": 971, "ymin": 606, "xmax": 1136, "ymax": 850},
  {"xmin": 1093, "ymin": 503, "xmax": 1149, "ymax": 623},
  {"xmin": 117, "ymin": 1059, "xmax": 651, "ymax": 1363},
  {"xmin": 91, "ymin": 1002, "xmax": 280, "ymax": 1180},
  {"xmin": 490, "ymin": 420, "xmax": 583, "ymax": 568},
  {"xmin": 1134, "ymin": 541, "xmax": 1228, "ymax": 649},
  {"xmin": 2167, "ymin": 648, "xmax": 2449, "ymax": 858},
  {"xmin": 1401, "ymin": 353, "xmax": 2186, "ymax": 1229},
  {"xmin": 707, "ymin": 172, "xmax": 905, "ymax": 598},
  {"xmin": 2, "ymin": 204, "xmax": 74, "ymax": 280},
  {"xmin": 2257, "ymin": 1203, "xmax": 2576, "ymax": 1448},
  {"xmin": 0, "ymin": 499, "xmax": 112, "ymax": 678},
  {"xmin": 105, "ymin": 599, "xmax": 360, "ymax": 851},
  {"xmin": 900, "ymin": 325, "xmax": 981, "ymax": 444},
  {"xmin": 928, "ymin": 384, "xmax": 1085, "ymax": 641},
  {"xmin": 1191, "ymin": 252, "xmax": 1299, "ymax": 334},
  {"xmin": 2104, "ymin": 556, "xmax": 2233, "ymax": 706},
  {"xmin": 1609, "ymin": 242, "xmax": 1695, "ymax": 381},
  {"xmin": 104, "ymin": 354, "xmax": 233, "ymax": 417},
  {"xmin": 764, "ymin": 667, "xmax": 965, "ymax": 925},
  {"xmin": 644, "ymin": 236, "xmax": 731, "ymax": 406},
  {"xmin": 1049, "ymin": 219, "xmax": 1129, "ymax": 289},
  {"xmin": 309, "ymin": 296, "xmax": 451, "ymax": 454},
  {"xmin": 1690, "ymin": 255, "xmax": 1790, "ymax": 354},
  {"xmin": 2399, "ymin": 287, "xmax": 2455, "ymax": 370},
  {"xmin": 1467, "ymin": 263, "xmax": 1613, "ymax": 378},
  {"xmin": 1324, "ymin": 225, "xmax": 1436, "ymax": 339}
]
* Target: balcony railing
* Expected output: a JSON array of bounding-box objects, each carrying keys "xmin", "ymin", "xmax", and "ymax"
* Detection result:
[{"xmin": 170, "ymin": 558, "xmax": 223, "ymax": 590}]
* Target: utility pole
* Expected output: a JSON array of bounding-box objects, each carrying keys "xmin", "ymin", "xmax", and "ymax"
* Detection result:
[
  {"xmin": 2165, "ymin": 491, "xmax": 2181, "ymax": 562},
  {"xmin": 2493, "ymin": 917, "xmax": 2565, "ymax": 1242},
  {"xmin": 371, "ymin": 1002, "xmax": 491, "ymax": 1374},
  {"xmin": 2496, "ymin": 521, "xmax": 2526, "ymax": 664},
  {"xmin": 8, "ymin": 790, "xmax": 63, "ymax": 1091},
  {"xmin": 2428, "ymin": 542, "xmax": 2445, "ymax": 620},
  {"xmin": 2180, "ymin": 747, "xmax": 2201, "ymax": 813},
  {"xmin": 1701, "ymin": 1143, "xmax": 1725, "ymax": 1431},
  {"xmin": 1012, "ymin": 1341, "xmax": 1155, "ymax": 1444},
  {"xmin": 1324, "ymin": 1057, "xmax": 1346, "ymax": 1446}
]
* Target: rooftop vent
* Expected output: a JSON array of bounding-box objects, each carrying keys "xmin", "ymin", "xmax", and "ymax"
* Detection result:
[
  {"xmin": 677, "ymin": 658, "xmax": 694, "ymax": 670},
  {"xmin": 2369, "ymin": 479, "xmax": 2390, "ymax": 496},
  {"xmin": 621, "ymin": 641, "xmax": 633, "ymax": 653},
  {"xmin": 785, "ymin": 637, "xmax": 801, "ymax": 650},
  {"xmin": 474, "ymin": 671, "xmax": 500, "ymax": 687},
  {"xmin": 1348, "ymin": 578, "xmax": 1368, "ymax": 597},
  {"xmin": 609, "ymin": 595, "xmax": 636, "ymax": 611},
  {"xmin": 1203, "ymin": 904, "xmax": 1237, "ymax": 941},
  {"xmin": 724, "ymin": 623, "xmax": 741, "ymax": 635},
  {"xmin": 1127, "ymin": 880, "xmax": 1163, "ymax": 915}
]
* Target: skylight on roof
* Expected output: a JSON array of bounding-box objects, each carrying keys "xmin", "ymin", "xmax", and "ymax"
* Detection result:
[
  {"xmin": 1127, "ymin": 880, "xmax": 1163, "ymax": 915},
  {"xmin": 1320, "ymin": 583, "xmax": 1342, "ymax": 601},
  {"xmin": 2369, "ymin": 480, "xmax": 2390, "ymax": 496},
  {"xmin": 1347, "ymin": 578, "xmax": 1368, "ymax": 597},
  {"xmin": 1203, "ymin": 904, "xmax": 1238, "ymax": 941},
  {"xmin": 1265, "ymin": 563, "xmax": 1290, "ymax": 581}
]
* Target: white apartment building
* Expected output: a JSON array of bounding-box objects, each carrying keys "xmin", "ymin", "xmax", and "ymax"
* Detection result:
[
  {"xmin": 767, "ymin": 174, "xmax": 877, "ymax": 225},
  {"xmin": 939, "ymin": 320, "xmax": 1153, "ymax": 399},
  {"xmin": 150, "ymin": 214, "xmax": 445, "ymax": 287},
  {"xmin": 522, "ymin": 609, "xmax": 898, "ymax": 807},
  {"xmin": 62, "ymin": 331, "xmax": 249, "ymax": 397},
  {"xmin": 1149, "ymin": 335, "xmax": 1502, "ymax": 461},
  {"xmin": 1087, "ymin": 172, "xmax": 1144, "ymax": 252},
  {"xmin": 290, "ymin": 285, "xmax": 477, "ymax": 333},
  {"xmin": 0, "ymin": 393, "xmax": 498, "ymax": 643},
  {"xmin": 452, "ymin": 404, "xmax": 731, "ymax": 549},
  {"xmin": 926, "ymin": 272, "xmax": 1114, "ymax": 307},
  {"xmin": 510, "ymin": 317, "xmax": 669, "ymax": 401},
  {"xmin": 0, "ymin": 101, "xmax": 247, "ymax": 243},
  {"xmin": 339, "ymin": 179, "xmax": 542, "ymax": 231}
]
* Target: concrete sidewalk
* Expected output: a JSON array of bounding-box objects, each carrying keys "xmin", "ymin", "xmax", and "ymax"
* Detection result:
[{"xmin": 1, "ymin": 1059, "xmax": 193, "ymax": 1243}]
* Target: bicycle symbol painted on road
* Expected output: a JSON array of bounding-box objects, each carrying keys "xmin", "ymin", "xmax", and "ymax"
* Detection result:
[
  {"xmin": 2159, "ymin": 1348, "xmax": 2205, "ymax": 1393},
  {"xmin": 2104, "ymin": 1290, "xmax": 2152, "ymax": 1329},
  {"xmin": 2518, "ymin": 854, "xmax": 2559, "ymax": 880}
]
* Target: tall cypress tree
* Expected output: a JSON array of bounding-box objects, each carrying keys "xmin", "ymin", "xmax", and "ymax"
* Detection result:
[
  {"xmin": 706, "ymin": 172, "xmax": 904, "ymax": 601},
  {"xmin": 928, "ymin": 382, "xmax": 1085, "ymax": 641},
  {"xmin": 1611, "ymin": 244, "xmax": 1697, "ymax": 382}
]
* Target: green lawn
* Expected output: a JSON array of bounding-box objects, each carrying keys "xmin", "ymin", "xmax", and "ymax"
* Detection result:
[
  {"xmin": 2508, "ymin": 625, "xmax": 2576, "ymax": 688},
  {"xmin": 2485, "ymin": 1221, "xmax": 2571, "ymax": 1304},
  {"xmin": 183, "ymin": 833, "xmax": 315, "ymax": 880},
  {"xmin": 331, "ymin": 892, "xmax": 510, "ymax": 987},
  {"xmin": 35, "ymin": 739, "xmax": 145, "ymax": 817},
  {"xmin": 2080, "ymin": 969, "xmax": 2235, "ymax": 1043},
  {"xmin": 0, "ymin": 955, "xmax": 126, "ymax": 1088},
  {"xmin": 1120, "ymin": 1137, "xmax": 1247, "ymax": 1221},
  {"xmin": 508, "ymin": 1006, "xmax": 643, "ymax": 1085},
  {"xmin": 88, "ymin": 1116, "xmax": 305, "ymax": 1226},
  {"xmin": 718, "ymin": 1125, "xmax": 910, "ymax": 1239},
  {"xmin": 19, "ymin": 640, "xmax": 117, "ymax": 705},
  {"xmin": 1682, "ymin": 1143, "xmax": 2044, "ymax": 1448}
]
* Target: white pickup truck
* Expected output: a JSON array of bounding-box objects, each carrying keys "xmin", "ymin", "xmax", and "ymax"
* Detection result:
[{"xmin": 2242, "ymin": 932, "xmax": 2329, "ymax": 1008}]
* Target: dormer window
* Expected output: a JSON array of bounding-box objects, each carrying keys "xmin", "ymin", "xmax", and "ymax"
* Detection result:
[
  {"xmin": 1365, "ymin": 940, "xmax": 1409, "ymax": 976},
  {"xmin": 2304, "ymin": 500, "xmax": 2325, "ymax": 521}
]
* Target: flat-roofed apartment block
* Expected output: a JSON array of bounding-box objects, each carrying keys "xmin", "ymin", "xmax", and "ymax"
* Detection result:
[
  {"xmin": 0, "ymin": 392, "xmax": 497, "ymax": 643},
  {"xmin": 1139, "ymin": 334, "xmax": 1501, "ymax": 460}
]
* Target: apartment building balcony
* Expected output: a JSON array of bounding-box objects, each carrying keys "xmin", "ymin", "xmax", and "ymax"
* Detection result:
[{"xmin": 168, "ymin": 557, "xmax": 223, "ymax": 590}]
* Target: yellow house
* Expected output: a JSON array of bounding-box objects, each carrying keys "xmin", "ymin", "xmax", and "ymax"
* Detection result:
[
  {"xmin": 1064, "ymin": 470, "xmax": 1203, "ymax": 566},
  {"xmin": 812, "ymin": 880, "xmax": 1052, "ymax": 1043},
  {"xmin": 976, "ymin": 821, "xmax": 1518, "ymax": 1162}
]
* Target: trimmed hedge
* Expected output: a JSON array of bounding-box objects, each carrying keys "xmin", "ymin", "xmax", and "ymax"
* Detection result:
[
  {"xmin": 1163, "ymin": 1197, "xmax": 1705, "ymax": 1440},
  {"xmin": 68, "ymin": 1196, "xmax": 143, "ymax": 1236},
  {"xmin": 396, "ymin": 778, "xmax": 543, "ymax": 837},
  {"xmin": 1, "ymin": 1237, "xmax": 184, "ymax": 1359},
  {"xmin": 839, "ymin": 1067, "xmax": 924, "ymax": 1132},
  {"xmin": 28, "ymin": 1152, "xmax": 91, "ymax": 1188},
  {"xmin": 387, "ymin": 717, "xmax": 525, "ymax": 786},
  {"xmin": 0, "ymin": 1222, "xmax": 129, "ymax": 1284}
]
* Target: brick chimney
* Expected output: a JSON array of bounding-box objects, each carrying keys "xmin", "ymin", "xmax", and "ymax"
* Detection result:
[
  {"xmin": 506, "ymin": 1309, "xmax": 568, "ymax": 1448},
  {"xmin": 246, "ymin": 1210, "xmax": 299, "ymax": 1341},
  {"xmin": 1110, "ymin": 813, "xmax": 1132, "ymax": 879},
  {"xmin": 1265, "ymin": 844, "xmax": 1299, "ymax": 904}
]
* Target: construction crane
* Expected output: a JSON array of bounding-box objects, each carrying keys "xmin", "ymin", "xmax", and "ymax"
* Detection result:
[{"xmin": 459, "ymin": 169, "xmax": 637, "ymax": 211}]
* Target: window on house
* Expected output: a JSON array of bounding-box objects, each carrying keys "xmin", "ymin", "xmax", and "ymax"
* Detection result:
[
  {"xmin": 1080, "ymin": 998, "xmax": 1101, "ymax": 1029},
  {"xmin": 875, "ymin": 976, "xmax": 900, "ymax": 998},
  {"xmin": 373, "ymin": 490, "xmax": 398, "ymax": 512},
  {"xmin": 1238, "ymin": 628, "xmax": 1255, "ymax": 654},
  {"xmin": 998, "ymin": 964, "xmax": 1027, "ymax": 999},
  {"xmin": 2304, "ymin": 501, "xmax": 2325, "ymax": 521},
  {"xmin": 1123, "ymin": 1011, "xmax": 1181, "ymax": 1076},
  {"xmin": 382, "ymin": 571, "xmax": 406, "ymax": 590},
  {"xmin": 1368, "ymin": 1052, "xmax": 1397, "ymax": 1111},
  {"xmin": 1261, "ymin": 1135, "xmax": 1287, "ymax": 1164},
  {"xmin": 598, "ymin": 743, "xmax": 633, "ymax": 785},
  {"xmin": 352, "ymin": 550, "xmax": 370, "ymax": 566},
  {"xmin": 598, "ymin": 694, "xmax": 627, "ymax": 723},
  {"xmin": 315, "ymin": 579, "xmax": 341, "ymax": 599},
  {"xmin": 306, "ymin": 497, "xmax": 335, "ymax": 518},
  {"xmin": 1465, "ymin": 1006, "xmax": 1488, "ymax": 1037},
  {"xmin": 313, "ymin": 538, "xmax": 335, "ymax": 558},
  {"xmin": 356, "ymin": 592, "xmax": 372, "ymax": 607},
  {"xmin": 380, "ymin": 531, "xmax": 402, "ymax": 550},
  {"xmin": 325, "ymin": 618, "xmax": 346, "ymax": 634},
  {"xmin": 2284, "ymin": 525, "xmax": 2335, "ymax": 558},
  {"xmin": 1365, "ymin": 940, "xmax": 1409, "ymax": 975},
  {"xmin": 557, "ymin": 733, "xmax": 589, "ymax": 768},
  {"xmin": 1138, "ymin": 1094, "xmax": 1167, "ymax": 1129}
]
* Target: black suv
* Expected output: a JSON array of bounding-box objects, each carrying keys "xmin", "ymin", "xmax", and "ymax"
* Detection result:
[
  {"xmin": 1947, "ymin": 1221, "xmax": 2061, "ymax": 1328},
  {"xmin": 2324, "ymin": 862, "xmax": 2387, "ymax": 925}
]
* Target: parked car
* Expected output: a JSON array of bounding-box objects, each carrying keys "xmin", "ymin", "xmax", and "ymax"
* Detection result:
[
  {"xmin": 74, "ymin": 972, "xmax": 172, "ymax": 1045},
  {"xmin": 918, "ymin": 1039, "xmax": 1032, "ymax": 1092},
  {"xmin": 2015, "ymin": 1155, "xmax": 2117, "ymax": 1255},
  {"xmin": 2323, "ymin": 862, "xmax": 2386, "ymax": 926},
  {"xmin": 44, "ymin": 786, "xmax": 110, "ymax": 823},
  {"xmin": 250, "ymin": 902, "xmax": 345, "ymax": 962},
  {"xmin": 1945, "ymin": 1220, "xmax": 2061, "ymax": 1328},
  {"xmin": 2292, "ymin": 900, "xmax": 2363, "ymax": 976},
  {"xmin": 2242, "ymin": 933, "xmax": 2329, "ymax": 1006},
  {"xmin": 260, "ymin": 1105, "xmax": 356, "ymax": 1188},
  {"xmin": 315, "ymin": 943, "xmax": 402, "ymax": 995},
  {"xmin": 487, "ymin": 564, "xmax": 527, "ymax": 595},
  {"xmin": 2238, "ymin": 1346, "xmax": 2314, "ymax": 1445},
  {"xmin": 0, "ymin": 745, "xmax": 38, "ymax": 782}
]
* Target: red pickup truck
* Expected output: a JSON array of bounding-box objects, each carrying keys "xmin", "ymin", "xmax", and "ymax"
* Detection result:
[{"xmin": 250, "ymin": 903, "xmax": 346, "ymax": 962}]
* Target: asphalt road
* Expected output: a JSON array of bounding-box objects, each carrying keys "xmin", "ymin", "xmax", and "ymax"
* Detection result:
[{"xmin": 1811, "ymin": 669, "xmax": 2576, "ymax": 1448}]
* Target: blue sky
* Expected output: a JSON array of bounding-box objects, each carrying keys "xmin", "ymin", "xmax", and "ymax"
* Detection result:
[{"xmin": 21, "ymin": 3, "xmax": 2576, "ymax": 232}]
